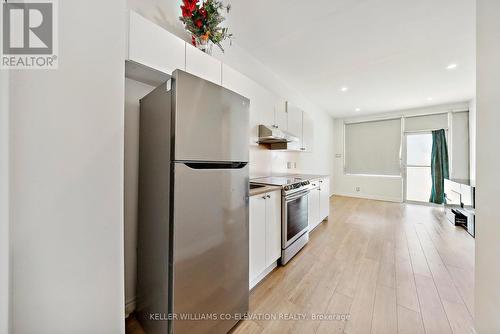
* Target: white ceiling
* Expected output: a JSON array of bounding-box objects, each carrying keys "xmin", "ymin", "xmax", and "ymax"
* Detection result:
[{"xmin": 225, "ymin": 0, "xmax": 475, "ymax": 117}]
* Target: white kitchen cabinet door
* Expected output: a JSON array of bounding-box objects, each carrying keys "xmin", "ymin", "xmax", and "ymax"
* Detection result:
[
  {"xmin": 128, "ymin": 11, "xmax": 185, "ymax": 75},
  {"xmin": 286, "ymin": 102, "xmax": 303, "ymax": 151},
  {"xmin": 302, "ymin": 111, "xmax": 314, "ymax": 152},
  {"xmin": 319, "ymin": 178, "xmax": 330, "ymax": 221},
  {"xmin": 185, "ymin": 43, "xmax": 222, "ymax": 85},
  {"xmin": 249, "ymin": 195, "xmax": 267, "ymax": 284},
  {"xmin": 274, "ymin": 101, "xmax": 288, "ymax": 130},
  {"xmin": 308, "ymin": 182, "xmax": 321, "ymax": 231},
  {"xmin": 265, "ymin": 191, "xmax": 281, "ymax": 266},
  {"xmin": 221, "ymin": 64, "xmax": 251, "ymax": 98},
  {"xmin": 222, "ymin": 64, "xmax": 275, "ymax": 146},
  {"xmin": 286, "ymin": 102, "xmax": 302, "ymax": 137}
]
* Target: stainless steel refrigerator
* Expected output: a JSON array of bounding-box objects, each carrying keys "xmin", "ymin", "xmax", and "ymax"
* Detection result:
[{"xmin": 136, "ymin": 70, "xmax": 250, "ymax": 334}]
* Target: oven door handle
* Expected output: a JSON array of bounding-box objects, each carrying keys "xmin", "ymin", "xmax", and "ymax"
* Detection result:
[{"xmin": 284, "ymin": 190, "xmax": 310, "ymax": 201}]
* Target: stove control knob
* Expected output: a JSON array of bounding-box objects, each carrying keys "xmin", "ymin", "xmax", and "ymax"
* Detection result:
[{"xmin": 284, "ymin": 186, "xmax": 290, "ymax": 191}]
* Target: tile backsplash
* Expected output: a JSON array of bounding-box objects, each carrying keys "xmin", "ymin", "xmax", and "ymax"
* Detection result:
[{"xmin": 249, "ymin": 145, "xmax": 300, "ymax": 178}]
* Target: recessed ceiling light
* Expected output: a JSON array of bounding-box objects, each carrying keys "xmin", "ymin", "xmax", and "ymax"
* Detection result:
[
  {"xmin": 340, "ymin": 86, "xmax": 348, "ymax": 92},
  {"xmin": 446, "ymin": 63, "xmax": 458, "ymax": 70},
  {"xmin": 355, "ymin": 108, "xmax": 361, "ymax": 112},
  {"xmin": 426, "ymin": 97, "xmax": 433, "ymax": 101}
]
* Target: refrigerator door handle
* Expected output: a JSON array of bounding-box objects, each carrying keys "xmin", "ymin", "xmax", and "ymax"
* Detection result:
[{"xmin": 182, "ymin": 162, "xmax": 248, "ymax": 169}]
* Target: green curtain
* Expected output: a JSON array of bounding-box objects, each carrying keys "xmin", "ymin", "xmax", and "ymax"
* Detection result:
[{"xmin": 429, "ymin": 129, "xmax": 449, "ymax": 204}]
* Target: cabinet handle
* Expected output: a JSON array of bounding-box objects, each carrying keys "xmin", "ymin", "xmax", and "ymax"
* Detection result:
[
  {"xmin": 266, "ymin": 195, "xmax": 271, "ymax": 198},
  {"xmin": 319, "ymin": 180, "xmax": 323, "ymax": 183},
  {"xmin": 262, "ymin": 195, "xmax": 267, "ymax": 199}
]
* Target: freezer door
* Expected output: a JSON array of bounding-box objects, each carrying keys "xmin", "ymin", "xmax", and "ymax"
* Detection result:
[
  {"xmin": 172, "ymin": 162, "xmax": 249, "ymax": 334},
  {"xmin": 172, "ymin": 70, "xmax": 250, "ymax": 162}
]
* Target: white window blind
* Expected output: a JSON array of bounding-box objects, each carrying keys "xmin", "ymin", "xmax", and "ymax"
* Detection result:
[
  {"xmin": 345, "ymin": 118, "xmax": 402, "ymax": 176},
  {"xmin": 405, "ymin": 113, "xmax": 448, "ymax": 132}
]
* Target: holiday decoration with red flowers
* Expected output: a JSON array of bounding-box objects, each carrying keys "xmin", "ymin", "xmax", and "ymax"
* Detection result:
[{"xmin": 180, "ymin": 0, "xmax": 232, "ymax": 53}]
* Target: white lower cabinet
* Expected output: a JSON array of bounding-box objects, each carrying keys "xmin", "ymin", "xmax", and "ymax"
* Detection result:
[
  {"xmin": 265, "ymin": 191, "xmax": 281, "ymax": 267},
  {"xmin": 308, "ymin": 182, "xmax": 321, "ymax": 230},
  {"xmin": 249, "ymin": 190, "xmax": 281, "ymax": 289},
  {"xmin": 319, "ymin": 178, "xmax": 330, "ymax": 221},
  {"xmin": 249, "ymin": 195, "xmax": 266, "ymax": 286},
  {"xmin": 308, "ymin": 177, "xmax": 330, "ymax": 231}
]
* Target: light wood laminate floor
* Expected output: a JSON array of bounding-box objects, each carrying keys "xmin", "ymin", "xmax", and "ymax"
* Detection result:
[{"xmin": 127, "ymin": 196, "xmax": 475, "ymax": 334}]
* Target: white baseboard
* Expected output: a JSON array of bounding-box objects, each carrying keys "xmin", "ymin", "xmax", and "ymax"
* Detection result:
[
  {"xmin": 250, "ymin": 262, "xmax": 278, "ymax": 290},
  {"xmin": 125, "ymin": 298, "xmax": 136, "ymax": 318},
  {"xmin": 333, "ymin": 191, "xmax": 402, "ymax": 203}
]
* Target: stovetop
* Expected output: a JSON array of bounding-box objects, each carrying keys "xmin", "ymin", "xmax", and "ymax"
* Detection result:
[
  {"xmin": 250, "ymin": 176, "xmax": 305, "ymax": 186},
  {"xmin": 251, "ymin": 176, "xmax": 311, "ymax": 195}
]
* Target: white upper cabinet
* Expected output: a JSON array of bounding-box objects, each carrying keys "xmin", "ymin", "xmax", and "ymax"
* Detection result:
[
  {"xmin": 302, "ymin": 111, "xmax": 314, "ymax": 152},
  {"xmin": 222, "ymin": 64, "xmax": 277, "ymax": 145},
  {"xmin": 128, "ymin": 11, "xmax": 185, "ymax": 74},
  {"xmin": 185, "ymin": 43, "xmax": 222, "ymax": 85},
  {"xmin": 274, "ymin": 101, "xmax": 288, "ymax": 130},
  {"xmin": 222, "ymin": 64, "xmax": 251, "ymax": 97},
  {"xmin": 283, "ymin": 101, "xmax": 315, "ymax": 152},
  {"xmin": 249, "ymin": 85, "xmax": 280, "ymax": 145},
  {"xmin": 129, "ymin": 11, "xmax": 223, "ymax": 84},
  {"xmin": 286, "ymin": 102, "xmax": 303, "ymax": 151},
  {"xmin": 221, "ymin": 64, "xmax": 258, "ymax": 145},
  {"xmin": 286, "ymin": 102, "xmax": 302, "ymax": 138}
]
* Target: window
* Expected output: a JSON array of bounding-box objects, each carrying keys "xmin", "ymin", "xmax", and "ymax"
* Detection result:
[
  {"xmin": 344, "ymin": 118, "xmax": 402, "ymax": 176},
  {"xmin": 405, "ymin": 133, "xmax": 433, "ymax": 202}
]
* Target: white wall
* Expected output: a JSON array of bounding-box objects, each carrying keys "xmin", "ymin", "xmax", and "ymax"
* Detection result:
[
  {"xmin": 124, "ymin": 78, "xmax": 155, "ymax": 316},
  {"xmin": 0, "ymin": 65, "xmax": 10, "ymax": 334},
  {"xmin": 333, "ymin": 118, "xmax": 403, "ymax": 202},
  {"xmin": 468, "ymin": 99, "xmax": 476, "ymax": 186},
  {"xmin": 333, "ymin": 103, "xmax": 469, "ymax": 202},
  {"xmin": 475, "ymin": 1, "xmax": 500, "ymax": 332},
  {"xmin": 9, "ymin": 1, "xmax": 126, "ymax": 333}
]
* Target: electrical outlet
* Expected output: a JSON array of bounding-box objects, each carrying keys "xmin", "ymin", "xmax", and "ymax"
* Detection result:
[
  {"xmin": 287, "ymin": 162, "xmax": 296, "ymax": 169},
  {"xmin": 355, "ymin": 187, "xmax": 361, "ymax": 192},
  {"xmin": 335, "ymin": 153, "xmax": 342, "ymax": 158}
]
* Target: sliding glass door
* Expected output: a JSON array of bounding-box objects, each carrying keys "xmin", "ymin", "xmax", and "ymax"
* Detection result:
[{"xmin": 404, "ymin": 133, "xmax": 433, "ymax": 202}]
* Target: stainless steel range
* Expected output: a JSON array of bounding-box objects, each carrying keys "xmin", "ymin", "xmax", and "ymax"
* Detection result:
[{"xmin": 251, "ymin": 176, "xmax": 311, "ymax": 264}]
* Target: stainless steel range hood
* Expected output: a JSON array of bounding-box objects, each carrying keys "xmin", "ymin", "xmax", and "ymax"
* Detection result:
[{"xmin": 257, "ymin": 124, "xmax": 299, "ymax": 149}]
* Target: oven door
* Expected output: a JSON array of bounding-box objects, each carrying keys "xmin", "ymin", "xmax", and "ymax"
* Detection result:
[{"xmin": 282, "ymin": 190, "xmax": 309, "ymax": 248}]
